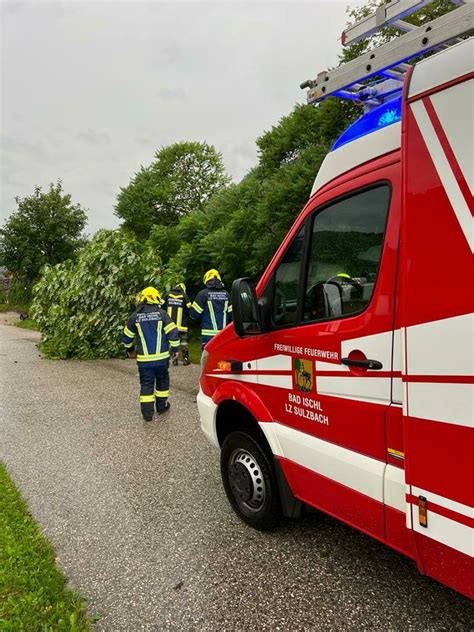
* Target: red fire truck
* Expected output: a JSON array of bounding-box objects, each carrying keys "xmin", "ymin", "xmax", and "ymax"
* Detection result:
[{"xmin": 197, "ymin": 0, "xmax": 473, "ymax": 599}]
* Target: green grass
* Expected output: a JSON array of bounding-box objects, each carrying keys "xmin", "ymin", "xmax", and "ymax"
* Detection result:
[
  {"xmin": 188, "ymin": 339, "xmax": 202, "ymax": 364},
  {"xmin": 0, "ymin": 303, "xmax": 30, "ymax": 314},
  {"xmin": 0, "ymin": 463, "xmax": 92, "ymax": 630},
  {"xmin": 187, "ymin": 326, "xmax": 203, "ymax": 364},
  {"xmin": 14, "ymin": 319, "xmax": 39, "ymax": 331}
]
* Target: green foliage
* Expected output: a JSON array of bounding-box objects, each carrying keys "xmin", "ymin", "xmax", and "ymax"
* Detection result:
[
  {"xmin": 162, "ymin": 99, "xmax": 358, "ymax": 297},
  {"xmin": 148, "ymin": 223, "xmax": 180, "ymax": 266},
  {"xmin": 0, "ymin": 182, "xmax": 87, "ymax": 299},
  {"xmin": 31, "ymin": 229, "xmax": 161, "ymax": 359},
  {"xmin": 0, "ymin": 462, "xmax": 91, "ymax": 630},
  {"xmin": 6, "ymin": 277, "xmax": 33, "ymax": 306},
  {"xmin": 14, "ymin": 319, "xmax": 38, "ymax": 331},
  {"xmin": 115, "ymin": 141, "xmax": 230, "ymax": 238},
  {"xmin": 157, "ymin": 1, "xmax": 456, "ymax": 298},
  {"xmin": 27, "ymin": 1, "xmax": 457, "ymax": 355},
  {"xmin": 0, "ymin": 302, "xmax": 30, "ymax": 314}
]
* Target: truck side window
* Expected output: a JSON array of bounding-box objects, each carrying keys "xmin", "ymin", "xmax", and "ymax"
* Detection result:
[
  {"xmin": 303, "ymin": 185, "xmax": 391, "ymax": 322},
  {"xmin": 272, "ymin": 225, "xmax": 306, "ymax": 326}
]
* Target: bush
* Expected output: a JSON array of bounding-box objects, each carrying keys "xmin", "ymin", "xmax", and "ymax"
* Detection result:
[
  {"xmin": 6, "ymin": 277, "xmax": 34, "ymax": 306},
  {"xmin": 31, "ymin": 229, "xmax": 162, "ymax": 359}
]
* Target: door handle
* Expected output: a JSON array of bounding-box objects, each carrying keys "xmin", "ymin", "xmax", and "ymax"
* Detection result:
[{"xmin": 341, "ymin": 357, "xmax": 383, "ymax": 370}]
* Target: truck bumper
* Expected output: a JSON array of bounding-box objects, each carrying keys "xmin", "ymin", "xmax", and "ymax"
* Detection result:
[{"xmin": 197, "ymin": 388, "xmax": 219, "ymax": 448}]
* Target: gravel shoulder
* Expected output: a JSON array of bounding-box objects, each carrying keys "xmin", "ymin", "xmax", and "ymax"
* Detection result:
[
  {"xmin": 0, "ymin": 323, "xmax": 472, "ymax": 630},
  {"xmin": 0, "ymin": 310, "xmax": 24, "ymax": 326}
]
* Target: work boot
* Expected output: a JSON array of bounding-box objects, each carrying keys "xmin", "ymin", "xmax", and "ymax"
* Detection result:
[
  {"xmin": 156, "ymin": 402, "xmax": 171, "ymax": 415},
  {"xmin": 182, "ymin": 349, "xmax": 190, "ymax": 366},
  {"xmin": 143, "ymin": 415, "xmax": 153, "ymax": 422},
  {"xmin": 172, "ymin": 356, "xmax": 179, "ymax": 366}
]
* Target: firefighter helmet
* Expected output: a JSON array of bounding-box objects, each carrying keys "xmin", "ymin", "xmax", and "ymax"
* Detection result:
[
  {"xmin": 203, "ymin": 269, "xmax": 221, "ymax": 284},
  {"xmin": 139, "ymin": 286, "xmax": 162, "ymax": 305}
]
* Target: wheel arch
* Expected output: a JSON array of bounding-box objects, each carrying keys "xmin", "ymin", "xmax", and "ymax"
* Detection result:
[
  {"xmin": 214, "ymin": 392, "xmax": 301, "ymax": 519},
  {"xmin": 216, "ymin": 398, "xmax": 268, "ymax": 448}
]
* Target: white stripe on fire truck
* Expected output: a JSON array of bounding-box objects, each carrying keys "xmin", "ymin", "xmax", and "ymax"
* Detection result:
[
  {"xmin": 316, "ymin": 376, "xmax": 391, "ymax": 405},
  {"xmin": 260, "ymin": 422, "xmax": 473, "ymax": 557},
  {"xmin": 410, "ymin": 485, "xmax": 473, "ymax": 520},
  {"xmin": 406, "ymin": 313, "xmax": 473, "ymax": 377},
  {"xmin": 413, "ymin": 509, "xmax": 473, "ymax": 558},
  {"xmin": 262, "ymin": 422, "xmax": 407, "ymax": 514},
  {"xmin": 411, "ymin": 99, "xmax": 473, "ymax": 252},
  {"xmin": 261, "ymin": 421, "xmax": 386, "ymax": 504},
  {"xmin": 210, "ymin": 373, "xmax": 293, "ymax": 389},
  {"xmin": 258, "ymin": 354, "xmax": 292, "ymax": 371},
  {"xmin": 430, "ymin": 80, "xmax": 473, "ymax": 197},
  {"xmin": 407, "ymin": 382, "xmax": 473, "ymax": 428}
]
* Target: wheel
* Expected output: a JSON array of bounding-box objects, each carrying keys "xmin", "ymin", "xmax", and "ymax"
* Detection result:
[{"xmin": 220, "ymin": 430, "xmax": 282, "ymax": 531}]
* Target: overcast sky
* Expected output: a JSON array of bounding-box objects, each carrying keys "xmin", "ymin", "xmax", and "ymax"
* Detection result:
[{"xmin": 1, "ymin": 0, "xmax": 358, "ymax": 234}]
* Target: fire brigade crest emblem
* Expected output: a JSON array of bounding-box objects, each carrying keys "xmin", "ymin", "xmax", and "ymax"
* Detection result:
[{"xmin": 293, "ymin": 358, "xmax": 313, "ymax": 393}]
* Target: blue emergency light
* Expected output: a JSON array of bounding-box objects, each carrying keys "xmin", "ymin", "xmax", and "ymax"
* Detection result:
[{"xmin": 331, "ymin": 96, "xmax": 403, "ymax": 151}]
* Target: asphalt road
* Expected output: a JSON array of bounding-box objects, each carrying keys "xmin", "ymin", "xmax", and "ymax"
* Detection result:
[{"xmin": 0, "ymin": 323, "xmax": 472, "ymax": 630}]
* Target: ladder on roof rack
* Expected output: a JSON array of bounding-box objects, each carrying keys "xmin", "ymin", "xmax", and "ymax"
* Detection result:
[{"xmin": 300, "ymin": 0, "xmax": 474, "ymax": 109}]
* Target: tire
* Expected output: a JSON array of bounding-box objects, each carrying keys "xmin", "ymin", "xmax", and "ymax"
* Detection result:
[{"xmin": 220, "ymin": 430, "xmax": 282, "ymax": 531}]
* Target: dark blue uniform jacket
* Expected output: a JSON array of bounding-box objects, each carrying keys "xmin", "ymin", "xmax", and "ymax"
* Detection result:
[
  {"xmin": 122, "ymin": 303, "xmax": 180, "ymax": 367},
  {"xmin": 189, "ymin": 279, "xmax": 232, "ymax": 344}
]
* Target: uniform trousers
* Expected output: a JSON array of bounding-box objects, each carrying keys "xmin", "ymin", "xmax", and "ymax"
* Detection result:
[{"xmin": 138, "ymin": 363, "xmax": 170, "ymax": 418}]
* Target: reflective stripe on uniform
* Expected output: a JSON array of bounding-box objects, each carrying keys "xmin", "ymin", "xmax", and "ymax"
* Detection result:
[
  {"xmin": 208, "ymin": 300, "xmax": 218, "ymax": 331},
  {"xmin": 137, "ymin": 351, "xmax": 169, "ymax": 362},
  {"xmin": 202, "ymin": 328, "xmax": 219, "ymax": 336},
  {"xmin": 228, "ymin": 304, "xmax": 232, "ymax": 313},
  {"xmin": 170, "ymin": 339, "xmax": 180, "ymax": 348},
  {"xmin": 223, "ymin": 300, "xmax": 228, "ymax": 328},
  {"xmin": 164, "ymin": 321, "xmax": 177, "ymax": 334},
  {"xmin": 136, "ymin": 323, "xmax": 149, "ymax": 355},
  {"xmin": 177, "ymin": 325, "xmax": 188, "ymax": 333},
  {"xmin": 155, "ymin": 389, "xmax": 170, "ymax": 398},
  {"xmin": 140, "ymin": 394, "xmax": 155, "ymax": 403},
  {"xmin": 155, "ymin": 320, "xmax": 163, "ymax": 355},
  {"xmin": 167, "ymin": 306, "xmax": 173, "ymax": 318},
  {"xmin": 124, "ymin": 325, "xmax": 135, "ymax": 338},
  {"xmin": 168, "ymin": 293, "xmax": 181, "ymax": 299},
  {"xmin": 192, "ymin": 301, "xmax": 204, "ymax": 314},
  {"xmin": 176, "ymin": 306, "xmax": 183, "ymax": 330},
  {"xmin": 186, "ymin": 302, "xmax": 192, "ymax": 309},
  {"xmin": 123, "ymin": 341, "xmax": 134, "ymax": 348}
]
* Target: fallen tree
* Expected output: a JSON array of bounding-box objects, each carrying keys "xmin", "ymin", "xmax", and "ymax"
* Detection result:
[{"xmin": 31, "ymin": 229, "xmax": 161, "ymax": 359}]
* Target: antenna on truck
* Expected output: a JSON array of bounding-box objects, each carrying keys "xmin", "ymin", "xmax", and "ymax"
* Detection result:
[{"xmin": 300, "ymin": 0, "xmax": 474, "ymax": 110}]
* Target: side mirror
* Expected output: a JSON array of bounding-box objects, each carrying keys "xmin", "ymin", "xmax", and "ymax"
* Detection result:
[{"xmin": 231, "ymin": 277, "xmax": 261, "ymax": 337}]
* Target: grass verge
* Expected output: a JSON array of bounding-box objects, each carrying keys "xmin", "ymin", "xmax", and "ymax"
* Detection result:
[
  {"xmin": 188, "ymin": 339, "xmax": 202, "ymax": 364},
  {"xmin": 14, "ymin": 319, "xmax": 39, "ymax": 331},
  {"xmin": 0, "ymin": 303, "xmax": 30, "ymax": 314},
  {"xmin": 0, "ymin": 462, "xmax": 91, "ymax": 630}
]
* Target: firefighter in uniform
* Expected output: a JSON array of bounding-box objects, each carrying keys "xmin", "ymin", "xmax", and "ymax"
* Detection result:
[
  {"xmin": 122, "ymin": 286, "xmax": 180, "ymax": 421},
  {"xmin": 163, "ymin": 282, "xmax": 192, "ymax": 366},
  {"xmin": 189, "ymin": 269, "xmax": 232, "ymax": 348}
]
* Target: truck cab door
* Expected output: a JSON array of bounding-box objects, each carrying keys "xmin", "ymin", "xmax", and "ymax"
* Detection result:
[{"xmin": 257, "ymin": 164, "xmax": 401, "ymax": 540}]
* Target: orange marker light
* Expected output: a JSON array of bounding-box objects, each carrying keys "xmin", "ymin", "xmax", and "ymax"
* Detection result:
[
  {"xmin": 418, "ymin": 496, "xmax": 428, "ymax": 528},
  {"xmin": 217, "ymin": 360, "xmax": 243, "ymax": 372},
  {"xmin": 218, "ymin": 361, "xmax": 232, "ymax": 372}
]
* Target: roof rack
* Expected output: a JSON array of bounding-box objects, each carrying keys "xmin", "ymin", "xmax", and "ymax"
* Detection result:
[{"xmin": 300, "ymin": 0, "xmax": 474, "ymax": 109}]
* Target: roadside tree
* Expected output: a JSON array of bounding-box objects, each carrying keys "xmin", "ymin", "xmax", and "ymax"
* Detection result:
[
  {"xmin": 0, "ymin": 182, "xmax": 87, "ymax": 300},
  {"xmin": 115, "ymin": 141, "xmax": 230, "ymax": 238}
]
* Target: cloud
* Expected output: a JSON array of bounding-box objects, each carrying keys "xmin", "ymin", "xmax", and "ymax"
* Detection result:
[
  {"xmin": 76, "ymin": 129, "xmax": 112, "ymax": 146},
  {"xmin": 156, "ymin": 87, "xmax": 188, "ymax": 102},
  {"xmin": 1, "ymin": 1, "xmax": 357, "ymax": 234}
]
